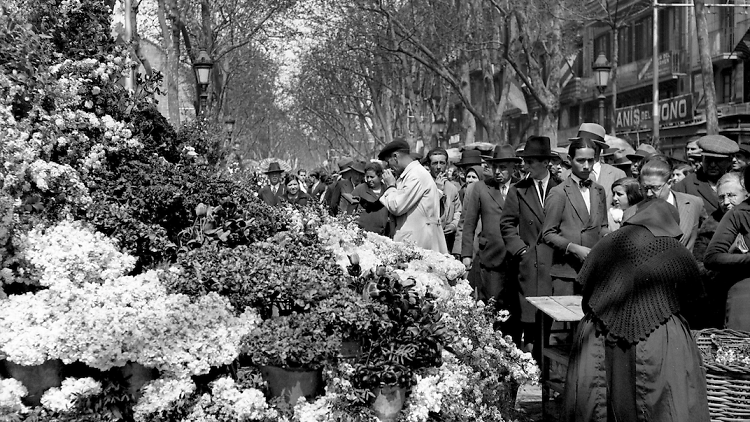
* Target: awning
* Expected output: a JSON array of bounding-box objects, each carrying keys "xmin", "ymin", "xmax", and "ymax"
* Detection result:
[{"xmin": 733, "ymin": 25, "xmax": 750, "ymax": 58}]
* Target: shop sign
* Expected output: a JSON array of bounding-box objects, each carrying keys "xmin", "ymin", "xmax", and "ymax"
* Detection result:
[{"xmin": 615, "ymin": 94, "xmax": 693, "ymax": 132}]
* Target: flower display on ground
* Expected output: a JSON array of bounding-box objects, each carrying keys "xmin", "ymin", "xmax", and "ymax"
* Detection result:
[
  {"xmin": 182, "ymin": 377, "xmax": 277, "ymax": 422},
  {"xmin": 133, "ymin": 377, "xmax": 196, "ymax": 422},
  {"xmin": 40, "ymin": 377, "xmax": 102, "ymax": 413},
  {"xmin": 0, "ymin": 378, "xmax": 28, "ymax": 415}
]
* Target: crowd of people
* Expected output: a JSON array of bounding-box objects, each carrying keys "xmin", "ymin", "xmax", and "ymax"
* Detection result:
[{"xmin": 258, "ymin": 122, "xmax": 750, "ymax": 421}]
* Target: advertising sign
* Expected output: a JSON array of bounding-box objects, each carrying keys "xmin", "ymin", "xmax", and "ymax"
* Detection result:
[{"xmin": 615, "ymin": 94, "xmax": 693, "ymax": 132}]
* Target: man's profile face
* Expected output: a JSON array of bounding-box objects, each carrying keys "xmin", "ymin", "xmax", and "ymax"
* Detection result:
[{"xmin": 429, "ymin": 154, "xmax": 448, "ymax": 178}]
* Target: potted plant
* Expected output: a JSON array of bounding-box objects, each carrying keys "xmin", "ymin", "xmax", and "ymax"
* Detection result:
[{"xmin": 349, "ymin": 267, "xmax": 454, "ymax": 421}]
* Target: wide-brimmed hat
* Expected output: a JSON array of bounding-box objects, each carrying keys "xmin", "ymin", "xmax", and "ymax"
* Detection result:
[
  {"xmin": 486, "ymin": 144, "xmax": 522, "ymax": 163},
  {"xmin": 378, "ymin": 139, "xmax": 410, "ymax": 161},
  {"xmin": 626, "ymin": 144, "xmax": 658, "ymax": 161},
  {"xmin": 601, "ymin": 147, "xmax": 619, "ymax": 157},
  {"xmin": 340, "ymin": 160, "xmax": 365, "ymax": 174},
  {"xmin": 698, "ymin": 135, "xmax": 739, "ymax": 158},
  {"xmin": 264, "ymin": 162, "xmax": 284, "ymax": 174},
  {"xmin": 456, "ymin": 150, "xmax": 483, "ymax": 167},
  {"xmin": 578, "ymin": 123, "xmax": 608, "ymax": 150},
  {"xmin": 518, "ymin": 136, "xmax": 555, "ymax": 158}
]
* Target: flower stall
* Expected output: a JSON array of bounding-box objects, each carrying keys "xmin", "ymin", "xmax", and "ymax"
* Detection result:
[{"xmin": 0, "ymin": 1, "xmax": 539, "ymax": 421}]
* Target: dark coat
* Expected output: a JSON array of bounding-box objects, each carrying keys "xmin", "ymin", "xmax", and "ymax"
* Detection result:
[
  {"xmin": 500, "ymin": 175, "xmax": 558, "ymax": 322},
  {"xmin": 258, "ymin": 184, "xmax": 286, "ymax": 207},
  {"xmin": 461, "ymin": 180, "xmax": 511, "ymax": 269},
  {"xmin": 310, "ymin": 181, "xmax": 326, "ymax": 202},
  {"xmin": 352, "ymin": 183, "xmax": 392, "ymax": 236},
  {"xmin": 329, "ymin": 179, "xmax": 357, "ymax": 215},
  {"xmin": 280, "ymin": 191, "xmax": 310, "ymax": 206},
  {"xmin": 541, "ymin": 176, "xmax": 608, "ymax": 279},
  {"xmin": 672, "ymin": 170, "xmax": 721, "ymax": 222}
]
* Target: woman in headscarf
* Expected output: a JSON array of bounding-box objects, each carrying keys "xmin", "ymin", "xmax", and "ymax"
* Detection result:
[{"xmin": 562, "ymin": 198, "xmax": 709, "ymax": 422}]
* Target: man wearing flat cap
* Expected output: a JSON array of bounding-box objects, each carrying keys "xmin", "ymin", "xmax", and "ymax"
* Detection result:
[
  {"xmin": 673, "ymin": 134, "xmax": 738, "ymax": 222},
  {"xmin": 378, "ymin": 139, "xmax": 448, "ymax": 253}
]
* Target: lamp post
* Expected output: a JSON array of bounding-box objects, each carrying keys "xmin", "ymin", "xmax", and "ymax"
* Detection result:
[
  {"xmin": 224, "ymin": 116, "xmax": 236, "ymax": 149},
  {"xmin": 432, "ymin": 117, "xmax": 447, "ymax": 148},
  {"xmin": 192, "ymin": 50, "xmax": 213, "ymax": 116},
  {"xmin": 592, "ymin": 52, "xmax": 612, "ymax": 127}
]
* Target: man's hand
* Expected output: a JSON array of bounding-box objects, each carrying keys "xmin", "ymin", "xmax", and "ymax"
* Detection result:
[
  {"xmin": 462, "ymin": 257, "xmax": 472, "ymax": 270},
  {"xmin": 443, "ymin": 223, "xmax": 456, "ymax": 234},
  {"xmin": 435, "ymin": 174, "xmax": 447, "ymax": 190},
  {"xmin": 568, "ymin": 244, "xmax": 591, "ymax": 261},
  {"xmin": 382, "ymin": 169, "xmax": 396, "ymax": 187}
]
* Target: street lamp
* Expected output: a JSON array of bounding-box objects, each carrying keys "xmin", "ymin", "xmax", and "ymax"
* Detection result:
[
  {"xmin": 592, "ymin": 52, "xmax": 612, "ymax": 127},
  {"xmin": 224, "ymin": 117, "xmax": 236, "ymax": 135},
  {"xmin": 432, "ymin": 117, "xmax": 447, "ymax": 148},
  {"xmin": 193, "ymin": 50, "xmax": 213, "ymax": 115}
]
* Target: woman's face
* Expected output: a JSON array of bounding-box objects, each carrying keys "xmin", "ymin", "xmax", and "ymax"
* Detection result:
[
  {"xmin": 287, "ymin": 180, "xmax": 299, "ymax": 195},
  {"xmin": 612, "ymin": 185, "xmax": 630, "ymax": 210},
  {"xmin": 671, "ymin": 169, "xmax": 686, "ymax": 184},
  {"xmin": 365, "ymin": 170, "xmax": 381, "ymax": 189},
  {"xmin": 465, "ymin": 170, "xmax": 480, "ymax": 185}
]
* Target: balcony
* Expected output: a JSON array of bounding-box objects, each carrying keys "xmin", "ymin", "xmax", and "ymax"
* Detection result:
[
  {"xmin": 709, "ymin": 29, "xmax": 737, "ymax": 63},
  {"xmin": 560, "ymin": 78, "xmax": 583, "ymax": 105},
  {"xmin": 610, "ymin": 50, "xmax": 687, "ymax": 92}
]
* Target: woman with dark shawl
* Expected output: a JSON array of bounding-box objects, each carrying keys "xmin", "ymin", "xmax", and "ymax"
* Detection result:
[{"xmin": 562, "ymin": 198, "xmax": 710, "ymax": 422}]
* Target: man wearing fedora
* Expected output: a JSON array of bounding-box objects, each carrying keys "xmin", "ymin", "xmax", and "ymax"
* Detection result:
[
  {"xmin": 462, "ymin": 144, "xmax": 522, "ymax": 343},
  {"xmin": 258, "ymin": 162, "xmax": 286, "ymax": 206},
  {"xmin": 626, "ymin": 143, "xmax": 659, "ymax": 179},
  {"xmin": 378, "ymin": 139, "xmax": 448, "ymax": 253},
  {"xmin": 328, "ymin": 160, "xmax": 365, "ymax": 215},
  {"xmin": 673, "ymin": 134, "xmax": 738, "ymax": 223},
  {"xmin": 500, "ymin": 136, "xmax": 558, "ymax": 356},
  {"xmin": 578, "ymin": 123, "xmax": 626, "ymax": 214}
]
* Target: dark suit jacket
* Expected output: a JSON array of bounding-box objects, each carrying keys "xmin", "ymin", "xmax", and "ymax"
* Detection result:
[
  {"xmin": 622, "ymin": 191, "xmax": 703, "ymax": 252},
  {"xmin": 329, "ymin": 179, "xmax": 357, "ymax": 215},
  {"xmin": 673, "ymin": 170, "xmax": 721, "ymax": 222},
  {"xmin": 280, "ymin": 191, "xmax": 310, "ymax": 206},
  {"xmin": 542, "ymin": 176, "xmax": 608, "ymax": 279},
  {"xmin": 500, "ymin": 175, "xmax": 558, "ymax": 322},
  {"xmin": 461, "ymin": 180, "xmax": 510, "ymax": 269},
  {"xmin": 311, "ymin": 181, "xmax": 326, "ymax": 202},
  {"xmin": 258, "ymin": 184, "xmax": 286, "ymax": 207}
]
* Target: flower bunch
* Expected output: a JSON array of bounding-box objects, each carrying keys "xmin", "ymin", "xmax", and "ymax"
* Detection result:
[
  {"xmin": 133, "ymin": 377, "xmax": 196, "ymax": 422},
  {"xmin": 437, "ymin": 280, "xmax": 540, "ymax": 387},
  {"xmin": 0, "ymin": 268, "xmax": 258, "ymax": 375},
  {"xmin": 23, "ymin": 219, "xmax": 135, "ymax": 287},
  {"xmin": 182, "ymin": 377, "xmax": 277, "ymax": 422},
  {"xmin": 40, "ymin": 377, "xmax": 102, "ymax": 413},
  {"xmin": 0, "ymin": 378, "xmax": 28, "ymax": 415}
]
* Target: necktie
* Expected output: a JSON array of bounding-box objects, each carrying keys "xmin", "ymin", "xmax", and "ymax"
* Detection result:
[
  {"xmin": 579, "ymin": 179, "xmax": 592, "ymax": 189},
  {"xmin": 538, "ymin": 180, "xmax": 545, "ymax": 203},
  {"xmin": 501, "ymin": 184, "xmax": 507, "ymax": 199}
]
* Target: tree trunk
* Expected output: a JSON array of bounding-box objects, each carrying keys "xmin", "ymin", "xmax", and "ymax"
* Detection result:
[
  {"xmin": 540, "ymin": 110, "xmax": 558, "ymax": 144},
  {"xmin": 694, "ymin": 0, "xmax": 720, "ymax": 135},
  {"xmin": 156, "ymin": 0, "xmax": 180, "ymax": 126},
  {"xmin": 459, "ymin": 60, "xmax": 476, "ymax": 144}
]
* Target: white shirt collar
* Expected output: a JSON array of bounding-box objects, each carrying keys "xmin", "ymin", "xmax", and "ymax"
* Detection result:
[{"xmin": 593, "ymin": 161, "xmax": 602, "ymax": 175}]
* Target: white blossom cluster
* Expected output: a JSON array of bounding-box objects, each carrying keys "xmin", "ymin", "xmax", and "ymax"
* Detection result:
[
  {"xmin": 40, "ymin": 377, "xmax": 102, "ymax": 413},
  {"xmin": 0, "ymin": 378, "xmax": 28, "ymax": 415},
  {"xmin": 133, "ymin": 377, "xmax": 196, "ymax": 421},
  {"xmin": 182, "ymin": 377, "xmax": 277, "ymax": 422}
]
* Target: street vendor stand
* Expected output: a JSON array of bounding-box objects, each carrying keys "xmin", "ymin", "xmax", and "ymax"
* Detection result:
[{"xmin": 526, "ymin": 295, "xmax": 584, "ymax": 420}]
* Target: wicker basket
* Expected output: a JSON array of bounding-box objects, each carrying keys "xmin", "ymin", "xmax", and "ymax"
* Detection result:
[{"xmin": 695, "ymin": 328, "xmax": 750, "ymax": 422}]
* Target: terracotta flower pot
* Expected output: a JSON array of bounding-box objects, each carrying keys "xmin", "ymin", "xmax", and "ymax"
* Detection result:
[
  {"xmin": 2, "ymin": 359, "xmax": 64, "ymax": 406},
  {"xmin": 340, "ymin": 337, "xmax": 362, "ymax": 359},
  {"xmin": 371, "ymin": 384, "xmax": 407, "ymax": 421},
  {"xmin": 260, "ymin": 365, "xmax": 322, "ymax": 405}
]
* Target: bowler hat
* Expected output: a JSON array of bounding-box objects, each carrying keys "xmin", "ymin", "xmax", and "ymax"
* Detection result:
[
  {"xmin": 698, "ymin": 135, "xmax": 739, "ymax": 157},
  {"xmin": 486, "ymin": 144, "xmax": 522, "ymax": 163},
  {"xmin": 264, "ymin": 162, "xmax": 284, "ymax": 174},
  {"xmin": 518, "ymin": 136, "xmax": 555, "ymax": 158},
  {"xmin": 378, "ymin": 139, "xmax": 410, "ymax": 161},
  {"xmin": 456, "ymin": 150, "xmax": 483, "ymax": 167},
  {"xmin": 578, "ymin": 123, "xmax": 608, "ymax": 150},
  {"xmin": 626, "ymin": 144, "xmax": 658, "ymax": 161}
]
